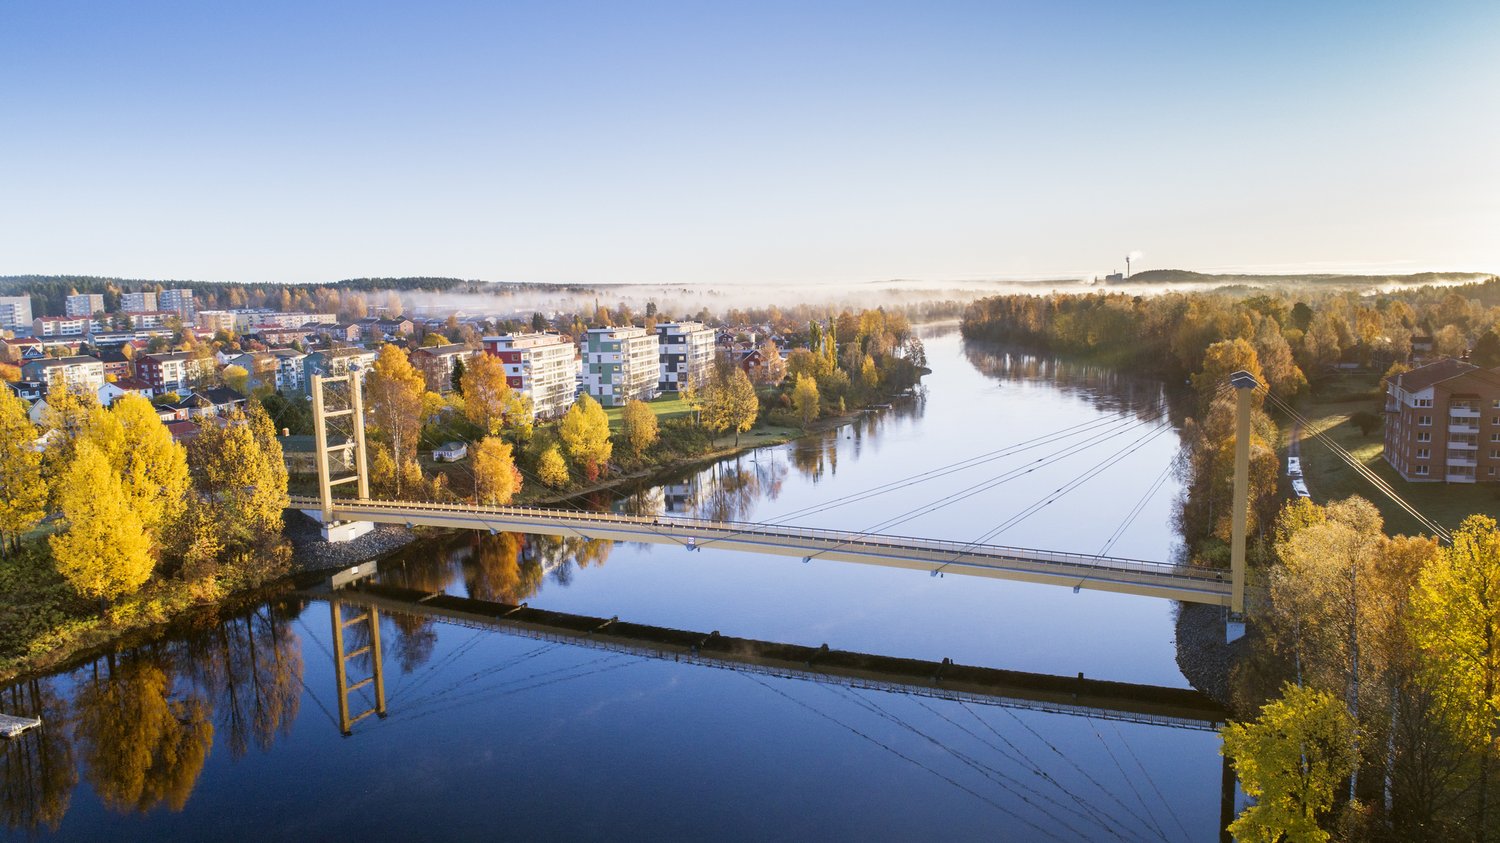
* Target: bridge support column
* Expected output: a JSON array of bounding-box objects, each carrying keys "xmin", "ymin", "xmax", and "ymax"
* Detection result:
[
  {"xmin": 310, "ymin": 371, "xmax": 374, "ymax": 542},
  {"xmin": 1228, "ymin": 370, "xmax": 1260, "ymax": 620},
  {"xmin": 330, "ymin": 598, "xmax": 387, "ymax": 736}
]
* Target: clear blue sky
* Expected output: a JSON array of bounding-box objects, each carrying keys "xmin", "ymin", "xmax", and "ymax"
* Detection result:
[{"xmin": 3, "ymin": 1, "xmax": 1498, "ymax": 285}]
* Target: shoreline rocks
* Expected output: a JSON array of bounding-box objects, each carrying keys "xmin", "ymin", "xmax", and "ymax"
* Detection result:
[{"xmin": 283, "ymin": 512, "xmax": 419, "ymax": 574}]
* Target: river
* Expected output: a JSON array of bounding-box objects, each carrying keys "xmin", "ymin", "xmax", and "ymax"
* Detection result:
[{"xmin": 0, "ymin": 326, "xmax": 1227, "ymax": 842}]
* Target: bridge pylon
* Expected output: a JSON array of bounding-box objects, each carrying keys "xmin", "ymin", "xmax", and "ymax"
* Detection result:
[
  {"xmin": 310, "ymin": 370, "xmax": 374, "ymax": 542},
  {"xmin": 1228, "ymin": 369, "xmax": 1260, "ymax": 620}
]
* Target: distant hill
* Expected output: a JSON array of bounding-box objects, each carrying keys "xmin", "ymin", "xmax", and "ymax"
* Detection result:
[{"xmin": 1110, "ymin": 269, "xmax": 1492, "ymax": 288}]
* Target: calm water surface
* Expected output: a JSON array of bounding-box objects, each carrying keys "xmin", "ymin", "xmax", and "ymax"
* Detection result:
[{"xmin": 1, "ymin": 327, "xmax": 1226, "ymax": 841}]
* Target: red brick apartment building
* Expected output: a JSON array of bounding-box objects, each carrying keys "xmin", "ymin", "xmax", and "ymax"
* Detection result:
[{"xmin": 1385, "ymin": 358, "xmax": 1500, "ymax": 483}]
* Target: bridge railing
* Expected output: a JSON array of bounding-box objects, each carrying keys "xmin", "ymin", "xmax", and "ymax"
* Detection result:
[{"xmin": 291, "ymin": 496, "xmax": 1223, "ymax": 585}]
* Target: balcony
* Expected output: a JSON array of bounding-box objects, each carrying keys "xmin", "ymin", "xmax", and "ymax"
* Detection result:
[
  {"xmin": 1448, "ymin": 472, "xmax": 1478, "ymax": 484},
  {"xmin": 1450, "ymin": 406, "xmax": 1480, "ymax": 418},
  {"xmin": 1447, "ymin": 453, "xmax": 1478, "ymax": 467},
  {"xmin": 1450, "ymin": 422, "xmax": 1479, "ymax": 435}
]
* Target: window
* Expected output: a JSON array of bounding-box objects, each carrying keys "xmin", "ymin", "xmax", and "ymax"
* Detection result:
[
  {"xmin": 1418, "ymin": 415, "xmax": 1432, "ymax": 426},
  {"xmin": 1415, "ymin": 465, "xmax": 1429, "ymax": 476},
  {"xmin": 1492, "ymin": 449, "xmax": 1500, "ymax": 459},
  {"xmin": 1415, "ymin": 398, "xmax": 1433, "ymax": 408},
  {"xmin": 1418, "ymin": 432, "xmax": 1432, "ymax": 442},
  {"xmin": 1492, "ymin": 433, "xmax": 1500, "ymax": 442},
  {"xmin": 1417, "ymin": 448, "xmax": 1430, "ymax": 459}
]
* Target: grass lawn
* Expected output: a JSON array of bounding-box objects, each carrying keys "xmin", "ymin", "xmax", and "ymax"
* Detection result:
[
  {"xmin": 602, "ymin": 394, "xmax": 697, "ymax": 429},
  {"xmin": 1282, "ymin": 372, "xmax": 1500, "ymax": 536}
]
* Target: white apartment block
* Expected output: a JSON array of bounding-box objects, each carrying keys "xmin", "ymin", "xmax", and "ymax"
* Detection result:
[
  {"xmin": 32, "ymin": 316, "xmax": 91, "ymax": 338},
  {"xmin": 232, "ymin": 310, "xmax": 338, "ymax": 332},
  {"xmin": 21, "ymin": 356, "xmax": 106, "ymax": 396},
  {"xmin": 0, "ymin": 296, "xmax": 33, "ymax": 332},
  {"xmin": 120, "ymin": 291, "xmax": 157, "ymax": 313},
  {"xmin": 65, "ymin": 293, "xmax": 105, "ymax": 317},
  {"xmin": 482, "ymin": 333, "xmax": 579, "ymax": 420},
  {"xmin": 656, "ymin": 322, "xmax": 716, "ymax": 393},
  {"xmin": 583, "ymin": 326, "xmax": 660, "ymax": 407}
]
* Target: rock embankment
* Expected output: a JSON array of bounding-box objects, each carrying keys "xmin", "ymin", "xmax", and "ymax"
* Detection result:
[
  {"xmin": 283, "ymin": 512, "xmax": 418, "ymax": 574},
  {"xmin": 1175, "ymin": 601, "xmax": 1247, "ymax": 707}
]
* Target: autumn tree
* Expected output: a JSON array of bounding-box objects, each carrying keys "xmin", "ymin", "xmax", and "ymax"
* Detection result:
[
  {"xmin": 183, "ymin": 404, "xmax": 290, "ymax": 584},
  {"xmin": 620, "ymin": 400, "xmax": 658, "ymax": 455},
  {"xmin": 1191, "ymin": 338, "xmax": 1264, "ymax": 411},
  {"xmin": 49, "ymin": 440, "xmax": 154, "ymax": 601},
  {"xmin": 459, "ymin": 353, "xmax": 531, "ymax": 434},
  {"xmin": 702, "ymin": 367, "xmax": 759, "ymax": 445},
  {"xmin": 559, "ymin": 394, "xmax": 611, "ymax": 481},
  {"xmin": 756, "ymin": 338, "xmax": 786, "ymax": 385},
  {"xmin": 366, "ymin": 344, "xmax": 426, "ymax": 496},
  {"xmin": 1221, "ymin": 683, "xmax": 1357, "ymax": 843},
  {"xmin": 0, "ymin": 389, "xmax": 45, "ymax": 554},
  {"xmin": 792, "ymin": 375, "xmax": 821, "ymax": 426},
  {"xmin": 84, "ymin": 395, "xmax": 190, "ymax": 553},
  {"xmin": 537, "ymin": 444, "xmax": 570, "ymax": 488},
  {"xmin": 1412, "ymin": 514, "xmax": 1500, "ymax": 835},
  {"xmin": 472, "ymin": 437, "xmax": 521, "ymax": 505}
]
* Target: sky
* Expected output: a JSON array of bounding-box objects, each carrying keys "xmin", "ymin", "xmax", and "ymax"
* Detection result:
[{"xmin": 3, "ymin": 1, "xmax": 1498, "ymax": 286}]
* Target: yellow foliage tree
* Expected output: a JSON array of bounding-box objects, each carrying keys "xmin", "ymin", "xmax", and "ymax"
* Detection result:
[
  {"xmin": 0, "ymin": 388, "xmax": 46, "ymax": 554},
  {"xmin": 472, "ymin": 437, "xmax": 521, "ymax": 505},
  {"xmin": 792, "ymin": 375, "xmax": 821, "ymax": 427},
  {"xmin": 1221, "ymin": 683, "xmax": 1356, "ymax": 843},
  {"xmin": 1412, "ymin": 514, "xmax": 1500, "ymax": 830},
  {"xmin": 537, "ymin": 444, "xmax": 570, "ymax": 488},
  {"xmin": 50, "ymin": 440, "xmax": 154, "ymax": 601},
  {"xmin": 620, "ymin": 400, "xmax": 658, "ymax": 455},
  {"xmin": 84, "ymin": 395, "xmax": 190, "ymax": 551},
  {"xmin": 460, "ymin": 353, "xmax": 532, "ymax": 434},
  {"xmin": 366, "ymin": 344, "xmax": 426, "ymax": 497},
  {"xmin": 1191, "ymin": 338, "xmax": 1265, "ymax": 411},
  {"xmin": 560, "ymin": 394, "xmax": 611, "ymax": 481}
]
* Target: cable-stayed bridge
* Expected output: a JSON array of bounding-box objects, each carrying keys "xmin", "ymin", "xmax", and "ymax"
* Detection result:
[{"xmin": 290, "ymin": 494, "xmax": 1234, "ymax": 605}]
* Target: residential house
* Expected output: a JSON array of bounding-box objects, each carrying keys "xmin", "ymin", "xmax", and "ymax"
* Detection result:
[
  {"xmin": 95, "ymin": 348, "xmax": 134, "ymax": 380},
  {"xmin": 0, "ymin": 337, "xmax": 43, "ymax": 363},
  {"xmin": 481, "ymin": 332, "xmax": 577, "ymax": 420},
  {"xmin": 98, "ymin": 377, "xmax": 153, "ymax": 407},
  {"xmin": 6, "ymin": 381, "xmax": 43, "ymax": 403},
  {"xmin": 1385, "ymin": 357, "xmax": 1500, "ymax": 483},
  {"xmin": 0, "ymin": 296, "xmax": 33, "ymax": 332}
]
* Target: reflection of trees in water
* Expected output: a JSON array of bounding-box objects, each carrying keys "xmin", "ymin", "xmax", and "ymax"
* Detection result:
[
  {"xmin": 0, "ymin": 678, "xmax": 76, "ymax": 832},
  {"xmin": 179, "ymin": 602, "xmax": 303, "ymax": 759},
  {"xmin": 73, "ymin": 655, "xmax": 214, "ymax": 814},
  {"xmin": 662, "ymin": 455, "xmax": 791, "ymax": 522},
  {"xmin": 792, "ymin": 433, "xmax": 838, "ymax": 483},
  {"xmin": 378, "ymin": 548, "xmax": 464, "ymax": 673},
  {"xmin": 962, "ymin": 342, "xmax": 1178, "ymax": 422}
]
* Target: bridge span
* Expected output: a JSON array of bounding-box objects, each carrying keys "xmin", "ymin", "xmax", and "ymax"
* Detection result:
[{"xmin": 289, "ymin": 495, "xmax": 1235, "ymax": 606}]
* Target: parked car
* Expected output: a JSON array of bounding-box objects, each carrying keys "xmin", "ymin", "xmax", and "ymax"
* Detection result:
[
  {"xmin": 1291, "ymin": 478, "xmax": 1311, "ymax": 499},
  {"xmin": 1287, "ymin": 456, "xmax": 1302, "ymax": 476}
]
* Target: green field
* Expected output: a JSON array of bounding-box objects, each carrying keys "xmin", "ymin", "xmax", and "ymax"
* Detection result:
[
  {"xmin": 1284, "ymin": 372, "xmax": 1500, "ymax": 536},
  {"xmin": 602, "ymin": 394, "xmax": 697, "ymax": 429}
]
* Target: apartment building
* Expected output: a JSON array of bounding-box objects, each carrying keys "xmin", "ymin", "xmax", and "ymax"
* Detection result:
[
  {"xmin": 20, "ymin": 356, "xmax": 106, "ymax": 396},
  {"xmin": 136, "ymin": 351, "xmax": 215, "ymax": 396},
  {"xmin": 0, "ymin": 296, "xmax": 33, "ymax": 332},
  {"xmin": 583, "ymin": 326, "xmax": 660, "ymax": 407},
  {"xmin": 120, "ymin": 291, "xmax": 157, "ymax": 313},
  {"xmin": 65, "ymin": 293, "xmax": 105, "ymax": 317},
  {"xmin": 32, "ymin": 316, "xmax": 91, "ymax": 338},
  {"xmin": 303, "ymin": 348, "xmax": 377, "ymax": 392},
  {"xmin": 410, "ymin": 343, "xmax": 477, "ymax": 394},
  {"xmin": 158, "ymin": 289, "xmax": 195, "ymax": 321},
  {"xmin": 1385, "ymin": 357, "xmax": 1500, "ymax": 483},
  {"xmin": 656, "ymin": 321, "xmax": 716, "ymax": 393},
  {"xmin": 195, "ymin": 310, "xmax": 236, "ymax": 333},
  {"xmin": 482, "ymin": 332, "xmax": 578, "ymax": 420}
]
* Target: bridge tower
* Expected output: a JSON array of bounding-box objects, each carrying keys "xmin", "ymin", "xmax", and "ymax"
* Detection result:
[
  {"xmin": 310, "ymin": 370, "xmax": 374, "ymax": 542},
  {"xmin": 329, "ymin": 597, "xmax": 388, "ymax": 735},
  {"xmin": 1228, "ymin": 369, "xmax": 1260, "ymax": 620}
]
